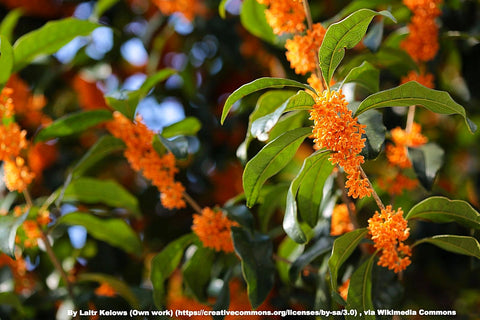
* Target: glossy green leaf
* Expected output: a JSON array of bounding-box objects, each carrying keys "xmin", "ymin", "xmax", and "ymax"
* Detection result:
[
  {"xmin": 77, "ymin": 273, "xmax": 139, "ymax": 308},
  {"xmin": 221, "ymin": 77, "xmax": 311, "ymax": 124},
  {"xmin": 0, "ymin": 209, "xmax": 28, "ymax": 258},
  {"xmin": 183, "ymin": 246, "xmax": 215, "ymax": 302},
  {"xmin": 151, "ymin": 233, "xmax": 197, "ymax": 307},
  {"xmin": 0, "ymin": 8, "xmax": 22, "ymax": 42},
  {"xmin": 283, "ymin": 90, "xmax": 316, "ymax": 112},
  {"xmin": 105, "ymin": 92, "xmax": 139, "ymax": 120},
  {"xmin": 408, "ymin": 142, "xmax": 444, "ymax": 190},
  {"xmin": 13, "ymin": 18, "xmax": 99, "ymax": 71},
  {"xmin": 319, "ymin": 9, "xmax": 396, "ymax": 86},
  {"xmin": 243, "ymin": 127, "xmax": 312, "ymax": 207},
  {"xmin": 35, "ymin": 110, "xmax": 112, "ymax": 142},
  {"xmin": 414, "ymin": 235, "xmax": 480, "ymax": 259},
  {"xmin": 289, "ymin": 236, "xmax": 333, "ymax": 282},
  {"xmin": 240, "ymin": 0, "xmax": 276, "ymax": 45},
  {"xmin": 93, "ymin": 0, "xmax": 120, "ymax": 19},
  {"xmin": 277, "ymin": 237, "xmax": 304, "ymax": 284},
  {"xmin": 57, "ymin": 212, "xmax": 142, "ymax": 254},
  {"xmin": 62, "ymin": 177, "xmax": 140, "ymax": 215},
  {"xmin": 355, "ymin": 81, "xmax": 477, "ymax": 133},
  {"xmin": 224, "ymin": 205, "xmax": 255, "ymax": 231},
  {"xmin": 358, "ymin": 110, "xmax": 386, "ymax": 159},
  {"xmin": 72, "ymin": 135, "xmax": 125, "ymax": 178},
  {"xmin": 157, "ymin": 135, "xmax": 189, "ymax": 159},
  {"xmin": 339, "ymin": 61, "xmax": 380, "ymax": 93},
  {"xmin": 346, "ymin": 255, "xmax": 376, "ymax": 319},
  {"xmin": 328, "ymin": 228, "xmax": 369, "ymax": 291},
  {"xmin": 232, "ymin": 227, "xmax": 275, "ymax": 309},
  {"xmin": 257, "ymin": 183, "xmax": 288, "ymax": 233},
  {"xmin": 0, "ymin": 35, "xmax": 14, "ymax": 88},
  {"xmin": 406, "ymin": 197, "xmax": 480, "ymax": 229},
  {"xmin": 161, "ymin": 117, "xmax": 202, "ymax": 138}
]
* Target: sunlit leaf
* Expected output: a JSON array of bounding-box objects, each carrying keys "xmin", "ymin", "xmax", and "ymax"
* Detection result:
[
  {"xmin": 92, "ymin": 0, "xmax": 121, "ymax": 19},
  {"xmin": 339, "ymin": 61, "xmax": 380, "ymax": 93},
  {"xmin": 408, "ymin": 142, "xmax": 444, "ymax": 190},
  {"xmin": 240, "ymin": 0, "xmax": 276, "ymax": 44},
  {"xmin": 414, "ymin": 235, "xmax": 480, "ymax": 259},
  {"xmin": 0, "ymin": 209, "xmax": 28, "ymax": 258},
  {"xmin": 0, "ymin": 35, "xmax": 14, "ymax": 88},
  {"xmin": 0, "ymin": 8, "xmax": 22, "ymax": 42},
  {"xmin": 161, "ymin": 117, "xmax": 202, "ymax": 138}
]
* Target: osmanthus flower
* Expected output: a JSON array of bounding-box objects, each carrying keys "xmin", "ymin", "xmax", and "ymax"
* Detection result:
[
  {"xmin": 192, "ymin": 207, "xmax": 239, "ymax": 253},
  {"xmin": 0, "ymin": 253, "xmax": 36, "ymax": 294},
  {"xmin": 339, "ymin": 278, "xmax": 350, "ymax": 301},
  {"xmin": 386, "ymin": 123, "xmax": 428, "ymax": 169},
  {"xmin": 106, "ymin": 111, "xmax": 186, "ymax": 209},
  {"xmin": 95, "ymin": 282, "xmax": 117, "ymax": 297},
  {"xmin": 151, "ymin": 0, "xmax": 207, "ymax": 21},
  {"xmin": 309, "ymin": 90, "xmax": 372, "ymax": 199},
  {"xmin": 368, "ymin": 205, "xmax": 412, "ymax": 273},
  {"xmin": 330, "ymin": 203, "xmax": 354, "ymax": 236},
  {"xmin": 285, "ymin": 23, "xmax": 326, "ymax": 75},
  {"xmin": 378, "ymin": 172, "xmax": 418, "ymax": 195},
  {"xmin": 257, "ymin": 0, "xmax": 306, "ymax": 35},
  {"xmin": 14, "ymin": 206, "xmax": 51, "ymax": 249},
  {"xmin": 401, "ymin": 70, "xmax": 435, "ymax": 89}
]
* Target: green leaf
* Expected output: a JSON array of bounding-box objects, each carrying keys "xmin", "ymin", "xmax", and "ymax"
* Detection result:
[
  {"xmin": 240, "ymin": 0, "xmax": 276, "ymax": 45},
  {"xmin": 408, "ymin": 142, "xmax": 444, "ymax": 190},
  {"xmin": 277, "ymin": 237, "xmax": 305, "ymax": 284},
  {"xmin": 161, "ymin": 117, "xmax": 202, "ymax": 138},
  {"xmin": 224, "ymin": 205, "xmax": 255, "ymax": 231},
  {"xmin": 355, "ymin": 81, "xmax": 477, "ymax": 133},
  {"xmin": 289, "ymin": 236, "xmax": 333, "ymax": 282},
  {"xmin": 363, "ymin": 19, "xmax": 383, "ymax": 52},
  {"xmin": 0, "ymin": 292, "xmax": 25, "ymax": 315},
  {"xmin": 339, "ymin": 61, "xmax": 380, "ymax": 93},
  {"xmin": 105, "ymin": 92, "xmax": 139, "ymax": 120},
  {"xmin": 138, "ymin": 68, "xmax": 176, "ymax": 96},
  {"xmin": 35, "ymin": 110, "xmax": 112, "ymax": 142},
  {"xmin": 0, "ymin": 8, "xmax": 22, "ymax": 42},
  {"xmin": 0, "ymin": 209, "xmax": 29, "ymax": 258},
  {"xmin": 219, "ymin": 0, "xmax": 229, "ymax": 19},
  {"xmin": 328, "ymin": 228, "xmax": 369, "ymax": 291},
  {"xmin": 358, "ymin": 110, "xmax": 386, "ymax": 159},
  {"xmin": 0, "ymin": 35, "xmax": 14, "ymax": 88},
  {"xmin": 414, "ymin": 235, "xmax": 480, "ymax": 259},
  {"xmin": 62, "ymin": 177, "xmax": 140, "ymax": 215},
  {"xmin": 319, "ymin": 9, "xmax": 396, "ymax": 86},
  {"xmin": 257, "ymin": 184, "xmax": 288, "ymax": 233},
  {"xmin": 13, "ymin": 18, "xmax": 99, "ymax": 71},
  {"xmin": 324, "ymin": 0, "xmax": 394, "ymax": 26},
  {"xmin": 92, "ymin": 0, "xmax": 120, "ymax": 19},
  {"xmin": 151, "ymin": 233, "xmax": 197, "ymax": 307},
  {"xmin": 232, "ymin": 228, "xmax": 275, "ymax": 309},
  {"xmin": 346, "ymin": 255, "xmax": 376, "ymax": 319},
  {"xmin": 57, "ymin": 212, "xmax": 142, "ymax": 254},
  {"xmin": 72, "ymin": 135, "xmax": 125, "ymax": 178},
  {"xmin": 243, "ymin": 127, "xmax": 312, "ymax": 207},
  {"xmin": 183, "ymin": 246, "xmax": 215, "ymax": 302},
  {"xmin": 221, "ymin": 77, "xmax": 312, "ymax": 124},
  {"xmin": 406, "ymin": 196, "xmax": 480, "ymax": 229},
  {"xmin": 157, "ymin": 135, "xmax": 189, "ymax": 159},
  {"xmin": 77, "ymin": 273, "xmax": 140, "ymax": 308},
  {"xmin": 283, "ymin": 90, "xmax": 316, "ymax": 112}
]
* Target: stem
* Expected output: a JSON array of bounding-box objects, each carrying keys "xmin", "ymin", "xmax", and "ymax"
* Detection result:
[
  {"xmin": 23, "ymin": 189, "xmax": 33, "ymax": 208},
  {"xmin": 301, "ymin": 0, "xmax": 325, "ymax": 87},
  {"xmin": 359, "ymin": 166, "xmax": 385, "ymax": 211},
  {"xmin": 182, "ymin": 191, "xmax": 203, "ymax": 215},
  {"xmin": 405, "ymin": 105, "xmax": 416, "ymax": 133},
  {"xmin": 335, "ymin": 170, "xmax": 358, "ymax": 229}
]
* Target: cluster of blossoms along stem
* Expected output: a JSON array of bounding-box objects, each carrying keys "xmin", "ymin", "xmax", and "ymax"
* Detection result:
[
  {"xmin": 0, "ymin": 88, "xmax": 35, "ymax": 193},
  {"xmin": 310, "ymin": 90, "xmax": 372, "ymax": 199},
  {"xmin": 192, "ymin": 207, "xmax": 239, "ymax": 253},
  {"xmin": 401, "ymin": 0, "xmax": 442, "ymax": 62},
  {"xmin": 257, "ymin": 0, "xmax": 306, "ymax": 35},
  {"xmin": 386, "ymin": 123, "xmax": 428, "ymax": 169},
  {"xmin": 106, "ymin": 111, "xmax": 186, "ymax": 209},
  {"xmin": 368, "ymin": 205, "xmax": 412, "ymax": 273}
]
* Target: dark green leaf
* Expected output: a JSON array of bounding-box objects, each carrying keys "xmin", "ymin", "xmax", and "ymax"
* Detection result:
[
  {"xmin": 138, "ymin": 68, "xmax": 176, "ymax": 96},
  {"xmin": 232, "ymin": 228, "xmax": 275, "ymax": 309},
  {"xmin": 151, "ymin": 233, "xmax": 197, "ymax": 307},
  {"xmin": 93, "ymin": 0, "xmax": 121, "ymax": 19},
  {"xmin": 0, "ymin": 8, "xmax": 22, "ymax": 42},
  {"xmin": 283, "ymin": 90, "xmax": 316, "ymax": 112},
  {"xmin": 257, "ymin": 184, "xmax": 288, "ymax": 233},
  {"xmin": 408, "ymin": 142, "xmax": 444, "ymax": 190},
  {"xmin": 72, "ymin": 135, "xmax": 125, "ymax": 178},
  {"xmin": 224, "ymin": 205, "xmax": 255, "ymax": 231},
  {"xmin": 277, "ymin": 237, "xmax": 304, "ymax": 284},
  {"xmin": 77, "ymin": 273, "xmax": 140, "ymax": 308},
  {"xmin": 289, "ymin": 237, "xmax": 333, "ymax": 282},
  {"xmin": 363, "ymin": 19, "xmax": 383, "ymax": 52},
  {"xmin": 358, "ymin": 110, "xmax": 386, "ymax": 159},
  {"xmin": 240, "ymin": 0, "xmax": 276, "ymax": 45},
  {"xmin": 221, "ymin": 78, "xmax": 311, "ymax": 124},
  {"xmin": 319, "ymin": 9, "xmax": 396, "ymax": 86},
  {"xmin": 0, "ymin": 35, "xmax": 14, "ymax": 88},
  {"xmin": 213, "ymin": 270, "xmax": 233, "ymax": 320},
  {"xmin": 105, "ymin": 92, "xmax": 139, "ymax": 120},
  {"xmin": 57, "ymin": 212, "xmax": 142, "ymax": 254},
  {"xmin": 267, "ymin": 110, "xmax": 307, "ymax": 141},
  {"xmin": 328, "ymin": 228, "xmax": 369, "ymax": 291},
  {"xmin": 0, "ymin": 209, "xmax": 28, "ymax": 258},
  {"xmin": 183, "ymin": 246, "xmax": 215, "ymax": 302},
  {"xmin": 243, "ymin": 127, "xmax": 311, "ymax": 207},
  {"xmin": 339, "ymin": 61, "xmax": 380, "ymax": 93},
  {"xmin": 0, "ymin": 292, "xmax": 25, "ymax": 315},
  {"xmin": 161, "ymin": 117, "xmax": 202, "ymax": 138},
  {"xmin": 35, "ymin": 110, "xmax": 112, "ymax": 142},
  {"xmin": 414, "ymin": 235, "xmax": 480, "ymax": 259},
  {"xmin": 13, "ymin": 18, "xmax": 99, "ymax": 71},
  {"xmin": 346, "ymin": 255, "xmax": 376, "ymax": 319},
  {"xmin": 406, "ymin": 197, "xmax": 480, "ymax": 229},
  {"xmin": 62, "ymin": 177, "xmax": 140, "ymax": 215},
  {"xmin": 157, "ymin": 135, "xmax": 189, "ymax": 159},
  {"xmin": 355, "ymin": 81, "xmax": 477, "ymax": 133}
]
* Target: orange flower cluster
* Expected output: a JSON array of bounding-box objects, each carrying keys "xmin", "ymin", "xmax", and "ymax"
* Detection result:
[
  {"xmin": 285, "ymin": 23, "xmax": 326, "ymax": 75},
  {"xmin": 257, "ymin": 0, "xmax": 306, "ymax": 35},
  {"xmin": 368, "ymin": 205, "xmax": 411, "ymax": 273},
  {"xmin": 330, "ymin": 204, "xmax": 354, "ymax": 236},
  {"xmin": 386, "ymin": 123, "xmax": 427, "ymax": 169},
  {"xmin": 0, "ymin": 253, "xmax": 36, "ymax": 294},
  {"xmin": 310, "ymin": 90, "xmax": 371, "ymax": 199},
  {"xmin": 95, "ymin": 282, "xmax": 117, "ymax": 297},
  {"xmin": 0, "ymin": 0, "xmax": 68, "ymax": 18},
  {"xmin": 378, "ymin": 173, "xmax": 418, "ymax": 195},
  {"xmin": 401, "ymin": 0, "xmax": 442, "ymax": 62},
  {"xmin": 152, "ymin": 0, "xmax": 207, "ymax": 21},
  {"xmin": 339, "ymin": 278, "xmax": 350, "ymax": 301},
  {"xmin": 400, "ymin": 70, "xmax": 435, "ymax": 88},
  {"xmin": 106, "ymin": 111, "xmax": 186, "ymax": 209},
  {"xmin": 72, "ymin": 74, "xmax": 109, "ymax": 111},
  {"xmin": 192, "ymin": 207, "xmax": 239, "ymax": 253},
  {"xmin": 14, "ymin": 206, "xmax": 51, "ymax": 248}
]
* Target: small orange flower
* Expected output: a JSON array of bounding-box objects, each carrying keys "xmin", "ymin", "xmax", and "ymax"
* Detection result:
[
  {"xmin": 72, "ymin": 74, "xmax": 108, "ymax": 111},
  {"xmin": 192, "ymin": 207, "xmax": 239, "ymax": 253},
  {"xmin": 378, "ymin": 172, "xmax": 418, "ymax": 195},
  {"xmin": 285, "ymin": 23, "xmax": 326, "ymax": 75},
  {"xmin": 368, "ymin": 205, "xmax": 411, "ymax": 273},
  {"xmin": 28, "ymin": 142, "xmax": 58, "ymax": 177},
  {"xmin": 339, "ymin": 278, "xmax": 350, "ymax": 301},
  {"xmin": 307, "ymin": 74, "xmax": 324, "ymax": 94},
  {"xmin": 259, "ymin": 0, "xmax": 306, "ymax": 35},
  {"xmin": 401, "ymin": 71, "xmax": 435, "ymax": 88},
  {"xmin": 3, "ymin": 157, "xmax": 36, "ymax": 192},
  {"xmin": 330, "ymin": 204, "xmax": 354, "ymax": 236},
  {"xmin": 95, "ymin": 282, "xmax": 117, "ymax": 297},
  {"xmin": 0, "ymin": 87, "xmax": 14, "ymax": 118},
  {"xmin": 0, "ymin": 123, "xmax": 28, "ymax": 161},
  {"xmin": 386, "ymin": 123, "xmax": 427, "ymax": 168},
  {"xmin": 152, "ymin": 0, "xmax": 207, "ymax": 21}
]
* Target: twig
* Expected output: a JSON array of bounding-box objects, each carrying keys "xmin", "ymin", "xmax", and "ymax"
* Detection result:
[
  {"xmin": 405, "ymin": 105, "xmax": 416, "ymax": 133},
  {"xmin": 302, "ymin": 0, "xmax": 326, "ymax": 88},
  {"xmin": 359, "ymin": 166, "xmax": 385, "ymax": 211},
  {"xmin": 182, "ymin": 191, "xmax": 203, "ymax": 215}
]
